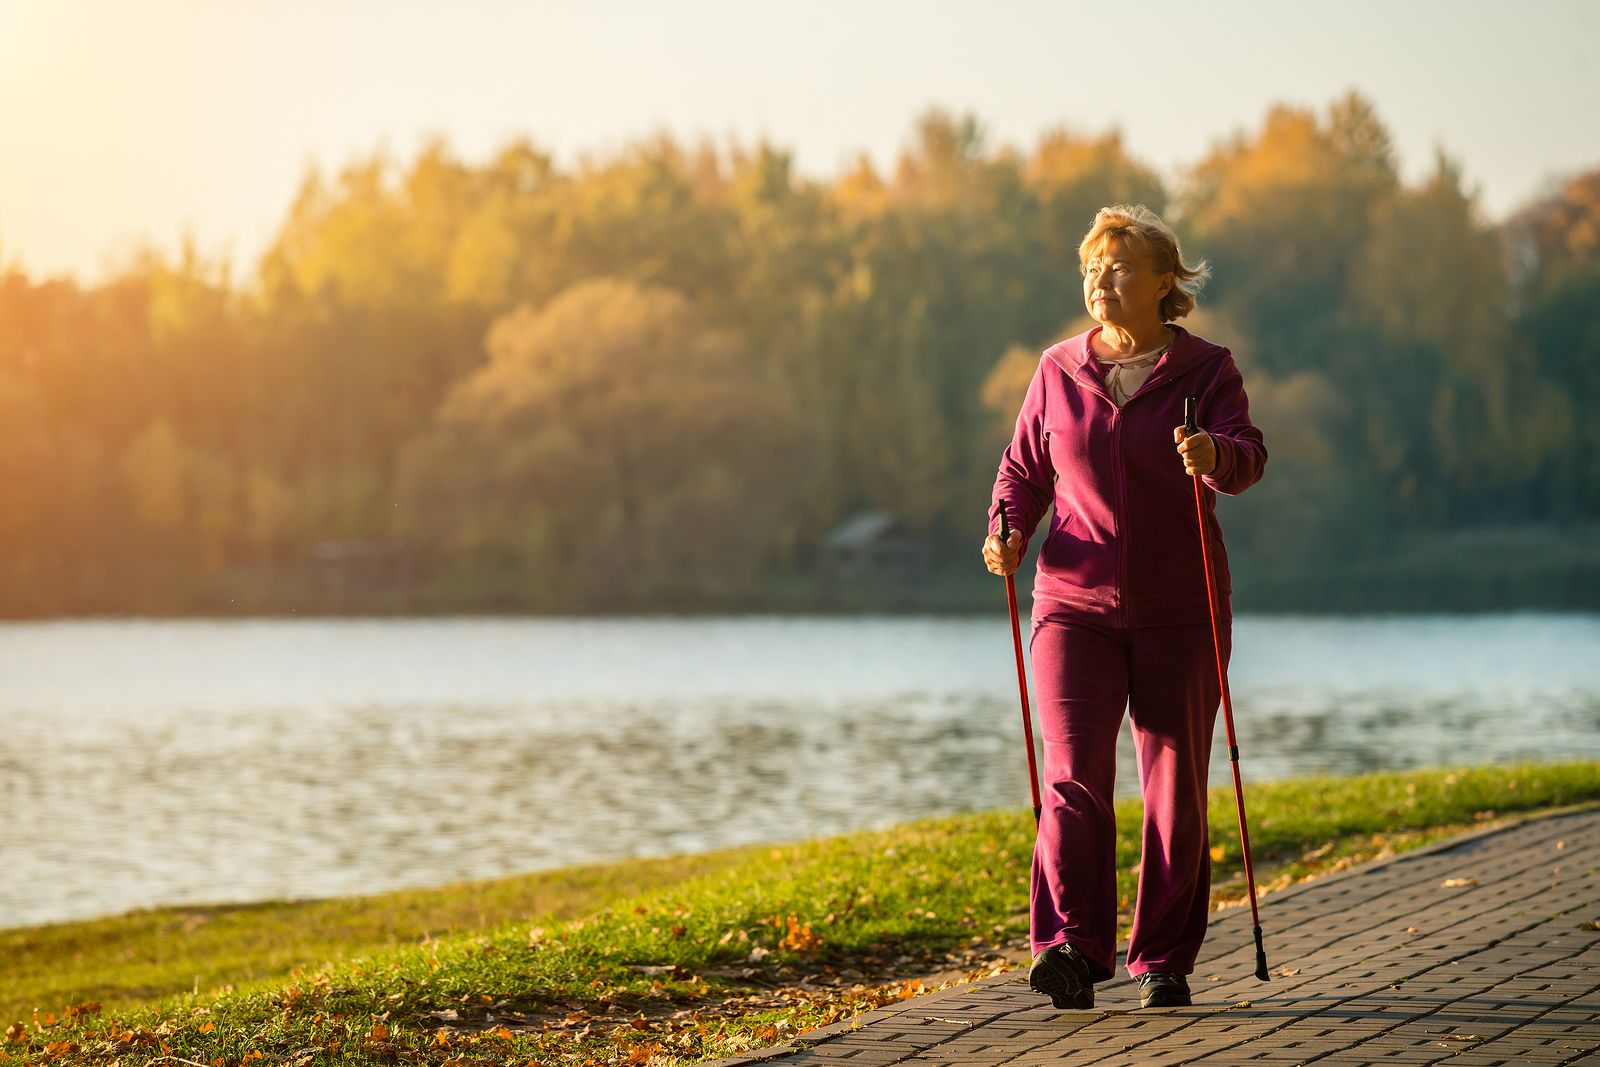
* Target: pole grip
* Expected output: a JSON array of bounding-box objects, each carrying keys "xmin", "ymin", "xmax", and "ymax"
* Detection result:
[
  {"xmin": 1183, "ymin": 395, "xmax": 1199, "ymax": 435},
  {"xmin": 998, "ymin": 502, "xmax": 1010, "ymax": 539}
]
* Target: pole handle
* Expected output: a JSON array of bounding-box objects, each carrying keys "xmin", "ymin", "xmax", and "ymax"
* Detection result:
[
  {"xmin": 1183, "ymin": 395, "xmax": 1199, "ymax": 436},
  {"xmin": 998, "ymin": 502, "xmax": 1010, "ymax": 539}
]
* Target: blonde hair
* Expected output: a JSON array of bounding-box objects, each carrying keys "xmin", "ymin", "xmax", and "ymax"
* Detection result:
[{"xmin": 1078, "ymin": 204, "xmax": 1210, "ymax": 321}]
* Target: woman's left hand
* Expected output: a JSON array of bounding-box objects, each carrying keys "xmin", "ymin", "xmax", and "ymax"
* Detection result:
[{"xmin": 1173, "ymin": 425, "xmax": 1216, "ymax": 476}]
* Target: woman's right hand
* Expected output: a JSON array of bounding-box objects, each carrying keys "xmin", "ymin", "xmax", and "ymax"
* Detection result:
[{"xmin": 982, "ymin": 530, "xmax": 1023, "ymax": 577}]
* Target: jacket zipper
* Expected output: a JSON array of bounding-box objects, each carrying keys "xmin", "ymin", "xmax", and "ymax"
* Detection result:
[
  {"xmin": 1111, "ymin": 409, "xmax": 1128, "ymax": 628},
  {"xmin": 1084, "ymin": 363, "xmax": 1183, "ymax": 628}
]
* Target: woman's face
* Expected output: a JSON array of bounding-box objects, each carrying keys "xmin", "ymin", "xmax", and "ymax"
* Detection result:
[{"xmin": 1081, "ymin": 237, "xmax": 1173, "ymax": 328}]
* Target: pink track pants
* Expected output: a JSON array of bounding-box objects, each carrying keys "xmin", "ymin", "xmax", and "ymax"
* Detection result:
[{"xmin": 1027, "ymin": 616, "xmax": 1229, "ymax": 980}]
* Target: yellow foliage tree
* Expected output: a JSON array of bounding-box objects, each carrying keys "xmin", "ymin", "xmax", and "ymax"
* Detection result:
[{"xmin": 396, "ymin": 277, "xmax": 806, "ymax": 606}]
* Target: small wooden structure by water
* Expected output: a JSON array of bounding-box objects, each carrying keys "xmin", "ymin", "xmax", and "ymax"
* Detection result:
[
  {"xmin": 310, "ymin": 540, "xmax": 414, "ymax": 603},
  {"xmin": 820, "ymin": 510, "xmax": 930, "ymax": 585}
]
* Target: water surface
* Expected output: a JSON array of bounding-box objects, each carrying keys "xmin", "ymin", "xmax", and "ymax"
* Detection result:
[{"xmin": 3, "ymin": 613, "xmax": 1596, "ymax": 928}]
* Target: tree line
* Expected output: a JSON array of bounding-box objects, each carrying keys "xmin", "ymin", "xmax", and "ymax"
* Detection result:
[{"xmin": 1, "ymin": 91, "xmax": 1597, "ymax": 615}]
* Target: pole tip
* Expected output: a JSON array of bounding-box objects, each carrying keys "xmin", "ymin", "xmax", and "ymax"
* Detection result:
[{"xmin": 1253, "ymin": 925, "xmax": 1270, "ymax": 981}]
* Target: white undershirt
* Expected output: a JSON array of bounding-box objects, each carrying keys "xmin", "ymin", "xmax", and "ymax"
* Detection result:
[{"xmin": 1095, "ymin": 341, "xmax": 1170, "ymax": 407}]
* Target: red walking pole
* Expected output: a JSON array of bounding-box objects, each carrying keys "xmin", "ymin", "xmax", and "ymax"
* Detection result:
[
  {"xmin": 997, "ymin": 504, "xmax": 1043, "ymax": 824},
  {"xmin": 1185, "ymin": 396, "xmax": 1271, "ymax": 983}
]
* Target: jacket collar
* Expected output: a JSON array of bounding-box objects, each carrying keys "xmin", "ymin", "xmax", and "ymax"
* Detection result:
[{"xmin": 1045, "ymin": 323, "xmax": 1219, "ymax": 401}]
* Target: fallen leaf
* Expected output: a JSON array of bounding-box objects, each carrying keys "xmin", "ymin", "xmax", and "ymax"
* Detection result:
[
  {"xmin": 779, "ymin": 916, "xmax": 823, "ymax": 953},
  {"xmin": 1440, "ymin": 878, "xmax": 1478, "ymax": 889},
  {"xmin": 896, "ymin": 979, "xmax": 926, "ymax": 1000},
  {"xmin": 199, "ymin": 1022, "xmax": 217, "ymax": 1034},
  {"xmin": 4, "ymin": 1023, "xmax": 25, "ymax": 1042},
  {"xmin": 370, "ymin": 1021, "xmax": 389, "ymax": 1041}
]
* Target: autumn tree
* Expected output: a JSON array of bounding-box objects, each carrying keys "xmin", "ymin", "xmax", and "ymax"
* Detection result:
[
  {"xmin": 1503, "ymin": 167, "xmax": 1600, "ymax": 518},
  {"xmin": 395, "ymin": 278, "xmax": 807, "ymax": 609},
  {"xmin": 1176, "ymin": 91, "xmax": 1399, "ymax": 376}
]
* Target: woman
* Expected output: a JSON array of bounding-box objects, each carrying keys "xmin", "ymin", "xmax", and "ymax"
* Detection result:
[{"xmin": 983, "ymin": 204, "xmax": 1266, "ymax": 1010}]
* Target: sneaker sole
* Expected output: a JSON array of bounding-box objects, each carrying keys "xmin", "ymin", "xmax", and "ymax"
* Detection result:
[
  {"xmin": 1139, "ymin": 989, "xmax": 1192, "ymax": 1008},
  {"xmin": 1028, "ymin": 953, "xmax": 1094, "ymax": 1010}
]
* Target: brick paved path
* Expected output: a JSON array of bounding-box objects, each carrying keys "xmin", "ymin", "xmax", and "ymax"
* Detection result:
[{"xmin": 707, "ymin": 806, "xmax": 1600, "ymax": 1066}]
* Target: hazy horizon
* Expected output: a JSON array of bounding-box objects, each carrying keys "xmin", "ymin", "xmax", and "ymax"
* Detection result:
[{"xmin": 2, "ymin": 0, "xmax": 1597, "ymax": 286}]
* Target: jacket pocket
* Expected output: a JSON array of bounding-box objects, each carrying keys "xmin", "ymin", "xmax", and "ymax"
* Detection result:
[{"xmin": 1036, "ymin": 511, "xmax": 1116, "ymax": 602}]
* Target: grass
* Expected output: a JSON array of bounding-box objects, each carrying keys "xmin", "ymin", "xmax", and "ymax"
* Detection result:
[
  {"xmin": 3, "ymin": 760, "xmax": 1597, "ymax": 1065},
  {"xmin": 1, "ymin": 851, "xmax": 759, "ymax": 1024}
]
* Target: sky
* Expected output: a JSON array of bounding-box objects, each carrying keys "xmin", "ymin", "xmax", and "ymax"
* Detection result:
[{"xmin": 1, "ymin": 0, "xmax": 1596, "ymax": 286}]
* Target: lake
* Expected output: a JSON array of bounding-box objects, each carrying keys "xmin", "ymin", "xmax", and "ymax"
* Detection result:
[{"xmin": 3, "ymin": 613, "xmax": 1597, "ymax": 928}]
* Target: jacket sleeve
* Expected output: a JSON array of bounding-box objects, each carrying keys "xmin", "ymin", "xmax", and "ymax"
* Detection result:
[
  {"xmin": 1200, "ymin": 350, "xmax": 1267, "ymax": 497},
  {"xmin": 988, "ymin": 357, "xmax": 1056, "ymax": 556}
]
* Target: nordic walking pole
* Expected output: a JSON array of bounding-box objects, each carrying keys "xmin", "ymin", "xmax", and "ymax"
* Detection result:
[
  {"xmin": 1184, "ymin": 396, "xmax": 1270, "ymax": 983},
  {"xmin": 998, "ymin": 503, "xmax": 1043, "ymax": 824}
]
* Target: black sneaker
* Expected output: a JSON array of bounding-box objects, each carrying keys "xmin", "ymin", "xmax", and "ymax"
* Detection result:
[
  {"xmin": 1028, "ymin": 943, "xmax": 1094, "ymax": 1010},
  {"xmin": 1137, "ymin": 971, "xmax": 1191, "ymax": 1008}
]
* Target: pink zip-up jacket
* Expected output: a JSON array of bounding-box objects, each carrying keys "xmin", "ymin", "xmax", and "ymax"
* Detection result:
[{"xmin": 989, "ymin": 323, "xmax": 1267, "ymax": 628}]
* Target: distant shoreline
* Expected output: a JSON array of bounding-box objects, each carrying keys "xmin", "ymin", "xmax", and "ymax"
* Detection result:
[{"xmin": 7, "ymin": 522, "xmax": 1600, "ymax": 620}]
